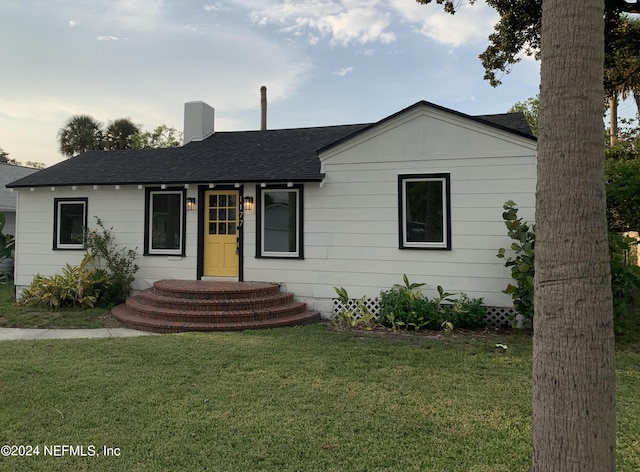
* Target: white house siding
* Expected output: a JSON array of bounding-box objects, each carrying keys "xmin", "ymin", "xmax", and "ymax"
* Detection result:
[
  {"xmin": 243, "ymin": 107, "xmax": 536, "ymax": 317},
  {"xmin": 13, "ymin": 185, "xmax": 200, "ymax": 296}
]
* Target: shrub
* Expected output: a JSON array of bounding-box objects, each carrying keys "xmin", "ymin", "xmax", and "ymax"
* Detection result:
[
  {"xmin": 499, "ymin": 200, "xmax": 640, "ymax": 331},
  {"xmin": 378, "ymin": 275, "xmax": 485, "ymax": 331},
  {"xmin": 609, "ymin": 232, "xmax": 640, "ymax": 331},
  {"xmin": 20, "ymin": 255, "xmax": 103, "ymax": 309},
  {"xmin": 497, "ymin": 200, "xmax": 535, "ymax": 321},
  {"xmin": 333, "ymin": 287, "xmax": 377, "ymax": 330},
  {"xmin": 0, "ymin": 212, "xmax": 15, "ymax": 263},
  {"xmin": 84, "ymin": 218, "xmax": 139, "ymax": 307}
]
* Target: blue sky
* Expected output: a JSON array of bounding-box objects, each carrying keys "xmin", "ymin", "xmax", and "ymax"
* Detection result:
[{"xmin": 0, "ymin": 0, "xmax": 544, "ymax": 167}]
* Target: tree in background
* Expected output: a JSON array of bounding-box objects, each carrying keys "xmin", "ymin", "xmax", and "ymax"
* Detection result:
[
  {"xmin": 416, "ymin": 0, "xmax": 640, "ymax": 86},
  {"xmin": 105, "ymin": 118, "xmax": 140, "ymax": 150},
  {"xmin": 0, "ymin": 146, "xmax": 19, "ymax": 165},
  {"xmin": 129, "ymin": 124, "xmax": 183, "ymax": 149},
  {"xmin": 58, "ymin": 115, "xmax": 104, "ymax": 157},
  {"xmin": 57, "ymin": 116, "xmax": 182, "ymax": 157},
  {"xmin": 605, "ymin": 15, "xmax": 640, "ymax": 143},
  {"xmin": 508, "ymin": 94, "xmax": 539, "ymax": 136},
  {"xmin": 0, "ymin": 146, "xmax": 46, "ymax": 168}
]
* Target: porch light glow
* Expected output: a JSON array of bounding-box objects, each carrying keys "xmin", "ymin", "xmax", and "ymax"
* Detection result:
[
  {"xmin": 243, "ymin": 196, "xmax": 254, "ymax": 211},
  {"xmin": 186, "ymin": 197, "xmax": 197, "ymax": 212}
]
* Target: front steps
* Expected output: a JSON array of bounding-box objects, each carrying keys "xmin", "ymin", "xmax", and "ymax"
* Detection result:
[{"xmin": 111, "ymin": 279, "xmax": 321, "ymax": 333}]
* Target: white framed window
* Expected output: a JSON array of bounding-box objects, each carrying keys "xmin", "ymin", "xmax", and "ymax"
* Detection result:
[
  {"xmin": 399, "ymin": 174, "xmax": 451, "ymax": 249},
  {"xmin": 257, "ymin": 186, "xmax": 303, "ymax": 258},
  {"xmin": 53, "ymin": 198, "xmax": 87, "ymax": 250},
  {"xmin": 145, "ymin": 189, "xmax": 186, "ymax": 256}
]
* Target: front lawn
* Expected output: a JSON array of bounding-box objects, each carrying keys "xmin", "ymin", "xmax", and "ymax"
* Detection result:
[
  {"xmin": 0, "ymin": 325, "xmax": 638, "ymax": 471},
  {"xmin": 0, "ymin": 281, "xmax": 121, "ymax": 329}
]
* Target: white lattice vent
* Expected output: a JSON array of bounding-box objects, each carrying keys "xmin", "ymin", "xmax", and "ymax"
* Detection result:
[
  {"xmin": 333, "ymin": 297, "xmax": 380, "ymax": 320},
  {"xmin": 332, "ymin": 298, "xmax": 516, "ymax": 328},
  {"xmin": 483, "ymin": 306, "xmax": 516, "ymax": 328}
]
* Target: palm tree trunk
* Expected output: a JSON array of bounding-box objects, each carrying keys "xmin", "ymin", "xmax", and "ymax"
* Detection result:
[
  {"xmin": 534, "ymin": 0, "xmax": 616, "ymax": 470},
  {"xmin": 609, "ymin": 95, "xmax": 618, "ymax": 145}
]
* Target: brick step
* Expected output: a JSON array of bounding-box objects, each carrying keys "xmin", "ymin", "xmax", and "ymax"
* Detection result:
[
  {"xmin": 111, "ymin": 304, "xmax": 321, "ymax": 333},
  {"xmin": 152, "ymin": 280, "xmax": 280, "ymax": 300},
  {"xmin": 124, "ymin": 296, "xmax": 309, "ymax": 323},
  {"xmin": 138, "ymin": 288, "xmax": 295, "ymax": 311},
  {"xmin": 111, "ymin": 279, "xmax": 321, "ymax": 333}
]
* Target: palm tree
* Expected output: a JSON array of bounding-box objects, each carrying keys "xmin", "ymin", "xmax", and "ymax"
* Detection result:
[
  {"xmin": 534, "ymin": 0, "xmax": 615, "ymax": 469},
  {"xmin": 58, "ymin": 115, "xmax": 104, "ymax": 157},
  {"xmin": 105, "ymin": 118, "xmax": 140, "ymax": 150},
  {"xmin": 605, "ymin": 15, "xmax": 640, "ymax": 144}
]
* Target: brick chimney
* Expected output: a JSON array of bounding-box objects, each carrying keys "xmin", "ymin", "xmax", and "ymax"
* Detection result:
[
  {"xmin": 183, "ymin": 101, "xmax": 215, "ymax": 145},
  {"xmin": 260, "ymin": 86, "xmax": 267, "ymax": 131}
]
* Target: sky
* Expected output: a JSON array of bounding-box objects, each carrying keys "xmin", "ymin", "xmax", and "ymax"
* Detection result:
[{"xmin": 0, "ymin": 0, "xmax": 548, "ymax": 168}]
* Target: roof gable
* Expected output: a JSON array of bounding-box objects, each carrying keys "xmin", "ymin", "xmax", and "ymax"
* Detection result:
[{"xmin": 318, "ymin": 100, "xmax": 535, "ymax": 154}]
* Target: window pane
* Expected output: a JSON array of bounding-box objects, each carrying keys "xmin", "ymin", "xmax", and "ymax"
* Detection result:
[
  {"xmin": 228, "ymin": 209, "xmax": 236, "ymax": 221},
  {"xmin": 228, "ymin": 223, "xmax": 236, "ymax": 235},
  {"xmin": 218, "ymin": 209, "xmax": 227, "ymax": 221},
  {"xmin": 151, "ymin": 193, "xmax": 182, "ymax": 250},
  {"xmin": 209, "ymin": 222, "xmax": 217, "ymax": 235},
  {"xmin": 209, "ymin": 195, "xmax": 217, "ymax": 207},
  {"xmin": 209, "ymin": 209, "xmax": 217, "ymax": 221},
  {"xmin": 263, "ymin": 190, "xmax": 297, "ymax": 253},
  {"xmin": 219, "ymin": 195, "xmax": 227, "ymax": 207},
  {"xmin": 405, "ymin": 181, "xmax": 444, "ymax": 243},
  {"xmin": 59, "ymin": 203, "xmax": 84, "ymax": 245},
  {"xmin": 229, "ymin": 195, "xmax": 236, "ymax": 206},
  {"xmin": 218, "ymin": 222, "xmax": 226, "ymax": 235}
]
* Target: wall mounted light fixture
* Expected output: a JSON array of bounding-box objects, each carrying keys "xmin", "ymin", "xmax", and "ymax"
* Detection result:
[
  {"xmin": 243, "ymin": 196, "xmax": 254, "ymax": 211},
  {"xmin": 186, "ymin": 197, "xmax": 197, "ymax": 211}
]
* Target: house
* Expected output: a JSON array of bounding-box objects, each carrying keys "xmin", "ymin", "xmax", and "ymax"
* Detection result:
[
  {"xmin": 7, "ymin": 100, "xmax": 536, "ymax": 323},
  {"xmin": 1, "ymin": 163, "xmax": 40, "ymax": 274},
  {"xmin": 1, "ymin": 163, "xmax": 40, "ymax": 236}
]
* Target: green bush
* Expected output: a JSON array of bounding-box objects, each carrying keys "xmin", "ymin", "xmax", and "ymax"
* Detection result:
[
  {"xmin": 20, "ymin": 255, "xmax": 103, "ymax": 309},
  {"xmin": 609, "ymin": 232, "xmax": 640, "ymax": 331},
  {"xmin": 499, "ymin": 200, "xmax": 640, "ymax": 331},
  {"xmin": 333, "ymin": 287, "xmax": 377, "ymax": 330},
  {"xmin": 378, "ymin": 275, "xmax": 485, "ymax": 331},
  {"xmin": 497, "ymin": 200, "xmax": 535, "ymax": 321},
  {"xmin": 84, "ymin": 218, "xmax": 139, "ymax": 307},
  {"xmin": 441, "ymin": 293, "xmax": 486, "ymax": 329}
]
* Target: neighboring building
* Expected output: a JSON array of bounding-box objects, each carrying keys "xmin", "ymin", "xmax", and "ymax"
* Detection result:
[
  {"xmin": 0, "ymin": 163, "xmax": 40, "ymax": 235},
  {"xmin": 7, "ymin": 100, "xmax": 536, "ymax": 317}
]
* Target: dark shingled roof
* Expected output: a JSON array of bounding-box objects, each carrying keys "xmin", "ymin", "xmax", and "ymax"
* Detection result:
[{"xmin": 7, "ymin": 102, "xmax": 534, "ymax": 189}]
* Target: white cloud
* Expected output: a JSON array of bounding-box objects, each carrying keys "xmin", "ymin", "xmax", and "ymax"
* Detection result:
[
  {"xmin": 388, "ymin": 0, "xmax": 497, "ymax": 47},
  {"xmin": 96, "ymin": 35, "xmax": 119, "ymax": 41},
  {"xmin": 204, "ymin": 3, "xmax": 227, "ymax": 12},
  {"xmin": 68, "ymin": 20, "xmax": 78, "ymax": 28},
  {"xmin": 332, "ymin": 66, "xmax": 354, "ymax": 76},
  {"xmin": 247, "ymin": 0, "xmax": 396, "ymax": 46}
]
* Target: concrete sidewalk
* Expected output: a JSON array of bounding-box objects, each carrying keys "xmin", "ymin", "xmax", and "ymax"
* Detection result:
[{"xmin": 0, "ymin": 327, "xmax": 157, "ymax": 341}]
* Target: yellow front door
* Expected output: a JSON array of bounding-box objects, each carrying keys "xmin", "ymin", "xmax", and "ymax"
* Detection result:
[{"xmin": 203, "ymin": 190, "xmax": 240, "ymax": 277}]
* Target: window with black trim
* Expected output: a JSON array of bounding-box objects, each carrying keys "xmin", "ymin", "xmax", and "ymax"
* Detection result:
[
  {"xmin": 144, "ymin": 188, "xmax": 186, "ymax": 256},
  {"xmin": 53, "ymin": 198, "xmax": 88, "ymax": 250},
  {"xmin": 256, "ymin": 185, "xmax": 303, "ymax": 258},
  {"xmin": 399, "ymin": 174, "xmax": 451, "ymax": 249}
]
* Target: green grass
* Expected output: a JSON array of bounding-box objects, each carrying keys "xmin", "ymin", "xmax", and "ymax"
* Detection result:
[
  {"xmin": 0, "ymin": 325, "xmax": 638, "ymax": 471},
  {"xmin": 1, "ymin": 279, "xmax": 639, "ymax": 470},
  {"xmin": 0, "ymin": 280, "xmax": 121, "ymax": 329}
]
